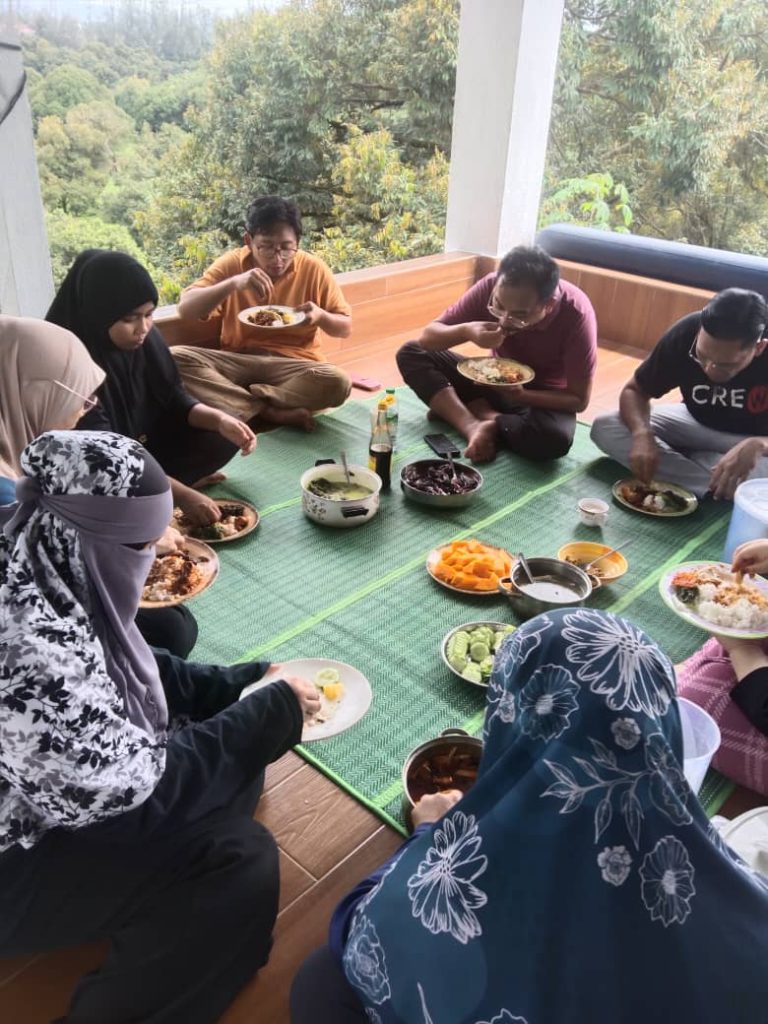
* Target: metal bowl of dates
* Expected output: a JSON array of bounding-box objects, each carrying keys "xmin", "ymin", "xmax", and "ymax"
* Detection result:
[
  {"xmin": 400, "ymin": 458, "xmax": 483, "ymax": 508},
  {"xmin": 402, "ymin": 728, "xmax": 483, "ymax": 813}
]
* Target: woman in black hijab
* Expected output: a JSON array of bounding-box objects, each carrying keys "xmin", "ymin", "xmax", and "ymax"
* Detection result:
[{"xmin": 46, "ymin": 249, "xmax": 257, "ymax": 527}]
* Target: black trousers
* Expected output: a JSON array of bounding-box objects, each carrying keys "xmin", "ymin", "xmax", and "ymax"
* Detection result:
[
  {"xmin": 147, "ymin": 419, "xmax": 240, "ymax": 487},
  {"xmin": 0, "ymin": 780, "xmax": 275, "ymax": 1024},
  {"xmin": 396, "ymin": 340, "xmax": 576, "ymax": 461},
  {"xmin": 290, "ymin": 945, "xmax": 367, "ymax": 1023},
  {"xmin": 135, "ymin": 604, "xmax": 199, "ymax": 658}
]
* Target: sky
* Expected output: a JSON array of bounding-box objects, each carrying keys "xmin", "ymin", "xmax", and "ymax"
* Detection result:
[{"xmin": 1, "ymin": 0, "xmax": 286, "ymax": 18}]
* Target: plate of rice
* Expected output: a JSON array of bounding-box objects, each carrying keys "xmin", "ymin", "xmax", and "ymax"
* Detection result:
[{"xmin": 659, "ymin": 561, "xmax": 768, "ymax": 638}]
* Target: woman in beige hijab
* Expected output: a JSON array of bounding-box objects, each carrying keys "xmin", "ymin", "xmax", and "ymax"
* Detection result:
[
  {"xmin": 0, "ymin": 315, "xmax": 105, "ymax": 494},
  {"xmin": 0, "ymin": 315, "xmax": 198, "ymax": 656}
]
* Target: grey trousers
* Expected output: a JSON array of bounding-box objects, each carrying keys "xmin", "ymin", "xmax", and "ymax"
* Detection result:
[{"xmin": 590, "ymin": 403, "xmax": 768, "ymax": 497}]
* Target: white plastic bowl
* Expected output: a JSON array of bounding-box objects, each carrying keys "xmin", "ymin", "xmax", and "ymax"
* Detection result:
[{"xmin": 678, "ymin": 697, "xmax": 721, "ymax": 794}]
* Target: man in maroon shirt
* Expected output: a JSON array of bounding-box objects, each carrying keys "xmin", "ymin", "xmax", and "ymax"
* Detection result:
[{"xmin": 397, "ymin": 246, "xmax": 598, "ymax": 461}]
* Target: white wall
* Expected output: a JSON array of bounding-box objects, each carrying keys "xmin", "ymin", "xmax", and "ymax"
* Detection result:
[
  {"xmin": 0, "ymin": 34, "xmax": 53, "ymax": 316},
  {"xmin": 445, "ymin": 0, "xmax": 566, "ymax": 257}
]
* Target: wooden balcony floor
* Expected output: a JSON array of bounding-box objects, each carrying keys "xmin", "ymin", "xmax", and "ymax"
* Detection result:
[{"xmin": 0, "ymin": 336, "xmax": 759, "ymax": 1024}]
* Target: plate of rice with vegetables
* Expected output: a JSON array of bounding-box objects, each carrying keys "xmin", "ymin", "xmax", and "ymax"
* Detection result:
[{"xmin": 660, "ymin": 561, "xmax": 768, "ymax": 638}]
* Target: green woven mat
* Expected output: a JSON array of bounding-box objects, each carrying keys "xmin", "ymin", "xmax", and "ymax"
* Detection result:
[{"xmin": 188, "ymin": 389, "xmax": 734, "ymax": 833}]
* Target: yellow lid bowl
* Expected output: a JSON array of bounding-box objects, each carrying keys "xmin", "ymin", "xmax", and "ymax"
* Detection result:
[{"xmin": 556, "ymin": 542, "xmax": 628, "ymax": 582}]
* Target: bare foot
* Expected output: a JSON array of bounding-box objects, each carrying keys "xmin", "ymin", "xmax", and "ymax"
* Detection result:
[
  {"xmin": 464, "ymin": 420, "xmax": 498, "ymax": 462},
  {"xmin": 261, "ymin": 406, "xmax": 317, "ymax": 432},
  {"xmin": 191, "ymin": 471, "xmax": 227, "ymax": 489}
]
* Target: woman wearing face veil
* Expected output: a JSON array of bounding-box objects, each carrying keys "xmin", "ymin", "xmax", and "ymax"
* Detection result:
[
  {"xmin": 292, "ymin": 610, "xmax": 768, "ymax": 1024},
  {"xmin": 46, "ymin": 249, "xmax": 257, "ymax": 528},
  {"xmin": 0, "ymin": 314, "xmax": 197, "ymax": 658},
  {"xmin": 0, "ymin": 431, "xmax": 320, "ymax": 1024}
]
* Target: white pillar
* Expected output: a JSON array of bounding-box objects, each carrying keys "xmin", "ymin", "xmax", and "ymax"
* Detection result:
[
  {"xmin": 445, "ymin": 0, "xmax": 566, "ymax": 258},
  {"xmin": 0, "ymin": 34, "xmax": 54, "ymax": 316}
]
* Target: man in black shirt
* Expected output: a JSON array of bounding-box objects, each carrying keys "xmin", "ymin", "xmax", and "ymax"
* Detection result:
[{"xmin": 591, "ymin": 288, "xmax": 768, "ymax": 498}]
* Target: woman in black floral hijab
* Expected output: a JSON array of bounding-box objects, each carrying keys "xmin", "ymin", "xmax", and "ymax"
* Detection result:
[{"xmin": 0, "ymin": 431, "xmax": 319, "ymax": 1023}]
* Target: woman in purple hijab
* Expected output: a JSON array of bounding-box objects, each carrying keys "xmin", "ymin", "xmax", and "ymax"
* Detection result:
[{"xmin": 0, "ymin": 430, "xmax": 320, "ymax": 1024}]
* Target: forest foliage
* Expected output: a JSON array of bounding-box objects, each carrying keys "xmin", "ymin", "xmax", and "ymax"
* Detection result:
[{"xmin": 8, "ymin": 0, "xmax": 768, "ymax": 301}]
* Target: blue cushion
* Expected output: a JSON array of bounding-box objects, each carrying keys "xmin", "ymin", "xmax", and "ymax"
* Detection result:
[{"xmin": 535, "ymin": 224, "xmax": 768, "ymax": 301}]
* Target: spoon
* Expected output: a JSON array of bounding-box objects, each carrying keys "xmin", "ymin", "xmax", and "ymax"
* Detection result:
[
  {"xmin": 582, "ymin": 541, "xmax": 630, "ymax": 572},
  {"xmin": 516, "ymin": 552, "xmax": 535, "ymax": 585},
  {"xmin": 445, "ymin": 449, "xmax": 459, "ymax": 486},
  {"xmin": 340, "ymin": 450, "xmax": 352, "ymax": 485}
]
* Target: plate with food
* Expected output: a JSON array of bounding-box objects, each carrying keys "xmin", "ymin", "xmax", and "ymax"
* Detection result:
[
  {"xmin": 457, "ymin": 356, "xmax": 535, "ymax": 387},
  {"xmin": 441, "ymin": 621, "xmax": 515, "ymax": 688},
  {"xmin": 172, "ymin": 499, "xmax": 259, "ymax": 543},
  {"xmin": 612, "ymin": 479, "xmax": 698, "ymax": 517},
  {"xmin": 140, "ymin": 538, "xmax": 219, "ymax": 608},
  {"xmin": 237, "ymin": 305, "xmax": 305, "ymax": 329},
  {"xmin": 239, "ymin": 658, "xmax": 372, "ymax": 741},
  {"xmin": 427, "ymin": 539, "xmax": 514, "ymax": 595},
  {"xmin": 660, "ymin": 561, "xmax": 768, "ymax": 638}
]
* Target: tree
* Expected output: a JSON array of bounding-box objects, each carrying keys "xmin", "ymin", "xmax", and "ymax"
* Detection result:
[
  {"xmin": 313, "ymin": 127, "xmax": 448, "ymax": 271},
  {"xmin": 543, "ymin": 0, "xmax": 768, "ymax": 253},
  {"xmin": 36, "ymin": 100, "xmax": 135, "ymax": 216},
  {"xmin": 28, "ymin": 64, "xmax": 109, "ymax": 123},
  {"xmin": 139, "ymin": 0, "xmax": 459, "ymax": 276},
  {"xmin": 539, "ymin": 173, "xmax": 632, "ymax": 232}
]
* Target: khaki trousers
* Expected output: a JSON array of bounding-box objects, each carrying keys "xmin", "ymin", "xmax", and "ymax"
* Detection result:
[{"xmin": 172, "ymin": 347, "xmax": 352, "ymax": 421}]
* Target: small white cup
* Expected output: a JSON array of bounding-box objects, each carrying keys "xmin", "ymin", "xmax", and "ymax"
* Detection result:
[{"xmin": 578, "ymin": 498, "xmax": 609, "ymax": 527}]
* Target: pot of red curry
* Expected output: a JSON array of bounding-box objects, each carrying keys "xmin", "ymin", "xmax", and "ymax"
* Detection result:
[{"xmin": 402, "ymin": 728, "xmax": 483, "ymax": 817}]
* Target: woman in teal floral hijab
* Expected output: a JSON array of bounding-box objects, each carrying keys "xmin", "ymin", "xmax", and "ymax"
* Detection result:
[{"xmin": 293, "ymin": 609, "xmax": 768, "ymax": 1024}]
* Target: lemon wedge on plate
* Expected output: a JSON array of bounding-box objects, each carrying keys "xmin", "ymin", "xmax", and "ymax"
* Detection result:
[{"xmin": 315, "ymin": 667, "xmax": 341, "ymax": 688}]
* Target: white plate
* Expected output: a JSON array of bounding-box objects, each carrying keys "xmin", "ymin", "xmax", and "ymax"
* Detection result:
[
  {"xmin": 612, "ymin": 478, "xmax": 697, "ymax": 517},
  {"xmin": 239, "ymin": 658, "xmax": 372, "ymax": 741},
  {"xmin": 456, "ymin": 356, "xmax": 535, "ymax": 387},
  {"xmin": 237, "ymin": 304, "xmax": 306, "ymax": 329},
  {"xmin": 139, "ymin": 538, "xmax": 219, "ymax": 608},
  {"xmin": 659, "ymin": 561, "xmax": 768, "ymax": 639}
]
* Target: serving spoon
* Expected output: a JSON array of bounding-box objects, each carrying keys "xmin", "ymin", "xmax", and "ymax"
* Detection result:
[
  {"xmin": 445, "ymin": 449, "xmax": 459, "ymax": 486},
  {"xmin": 516, "ymin": 551, "xmax": 535, "ymax": 585},
  {"xmin": 340, "ymin": 449, "xmax": 353, "ymax": 485},
  {"xmin": 582, "ymin": 540, "xmax": 630, "ymax": 572}
]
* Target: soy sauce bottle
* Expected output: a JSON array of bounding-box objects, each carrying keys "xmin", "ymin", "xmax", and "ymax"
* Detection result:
[{"xmin": 368, "ymin": 399, "xmax": 393, "ymax": 490}]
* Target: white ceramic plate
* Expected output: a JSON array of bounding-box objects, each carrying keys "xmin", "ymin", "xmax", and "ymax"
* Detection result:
[
  {"xmin": 456, "ymin": 356, "xmax": 535, "ymax": 387},
  {"xmin": 659, "ymin": 560, "xmax": 768, "ymax": 639},
  {"xmin": 172, "ymin": 498, "xmax": 260, "ymax": 544},
  {"xmin": 612, "ymin": 478, "xmax": 698, "ymax": 517},
  {"xmin": 240, "ymin": 658, "xmax": 372, "ymax": 741},
  {"xmin": 237, "ymin": 304, "xmax": 306, "ymax": 329},
  {"xmin": 426, "ymin": 544, "xmax": 513, "ymax": 597},
  {"xmin": 139, "ymin": 538, "xmax": 219, "ymax": 608},
  {"xmin": 440, "ymin": 620, "xmax": 515, "ymax": 689}
]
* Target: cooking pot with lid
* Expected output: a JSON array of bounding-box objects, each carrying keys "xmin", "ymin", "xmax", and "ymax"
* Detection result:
[{"xmin": 300, "ymin": 461, "xmax": 382, "ymax": 528}]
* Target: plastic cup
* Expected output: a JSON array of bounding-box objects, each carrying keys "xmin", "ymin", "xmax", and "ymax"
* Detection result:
[{"xmin": 678, "ymin": 697, "xmax": 721, "ymax": 794}]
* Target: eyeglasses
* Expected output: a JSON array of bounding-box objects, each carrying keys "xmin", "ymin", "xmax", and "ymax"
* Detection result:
[
  {"xmin": 52, "ymin": 379, "xmax": 100, "ymax": 412},
  {"xmin": 254, "ymin": 243, "xmax": 299, "ymax": 260},
  {"xmin": 688, "ymin": 334, "xmax": 755, "ymax": 372},
  {"xmin": 487, "ymin": 299, "xmax": 540, "ymax": 328}
]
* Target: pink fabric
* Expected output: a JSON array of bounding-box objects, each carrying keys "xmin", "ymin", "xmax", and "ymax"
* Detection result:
[{"xmin": 677, "ymin": 636, "xmax": 768, "ymax": 795}]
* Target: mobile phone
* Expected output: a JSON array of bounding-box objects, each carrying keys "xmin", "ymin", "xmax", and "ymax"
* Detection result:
[
  {"xmin": 424, "ymin": 433, "xmax": 461, "ymax": 458},
  {"xmin": 350, "ymin": 373, "xmax": 384, "ymax": 392}
]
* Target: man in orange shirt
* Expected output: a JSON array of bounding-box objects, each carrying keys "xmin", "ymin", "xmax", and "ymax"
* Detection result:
[{"xmin": 175, "ymin": 196, "xmax": 352, "ymax": 430}]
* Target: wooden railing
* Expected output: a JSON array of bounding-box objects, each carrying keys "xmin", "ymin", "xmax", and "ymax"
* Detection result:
[{"xmin": 155, "ymin": 250, "xmax": 713, "ymax": 355}]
